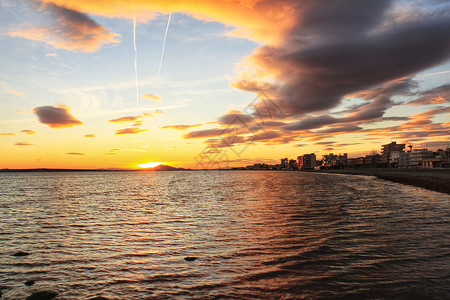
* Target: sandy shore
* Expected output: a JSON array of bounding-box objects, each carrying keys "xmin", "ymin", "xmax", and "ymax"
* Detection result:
[{"xmin": 315, "ymin": 168, "xmax": 450, "ymax": 195}]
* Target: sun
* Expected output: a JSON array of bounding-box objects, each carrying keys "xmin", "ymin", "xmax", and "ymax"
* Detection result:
[{"xmin": 138, "ymin": 162, "xmax": 166, "ymax": 168}]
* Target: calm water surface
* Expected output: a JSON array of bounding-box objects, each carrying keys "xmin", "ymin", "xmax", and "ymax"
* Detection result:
[{"xmin": 0, "ymin": 171, "xmax": 449, "ymax": 299}]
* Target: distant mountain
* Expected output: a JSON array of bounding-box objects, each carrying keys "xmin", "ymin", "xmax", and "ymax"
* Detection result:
[{"xmin": 147, "ymin": 164, "xmax": 191, "ymax": 171}]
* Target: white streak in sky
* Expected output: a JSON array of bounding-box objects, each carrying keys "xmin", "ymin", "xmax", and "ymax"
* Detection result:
[
  {"xmin": 416, "ymin": 70, "xmax": 450, "ymax": 77},
  {"xmin": 158, "ymin": 12, "xmax": 172, "ymax": 78},
  {"xmin": 133, "ymin": 14, "xmax": 139, "ymax": 111}
]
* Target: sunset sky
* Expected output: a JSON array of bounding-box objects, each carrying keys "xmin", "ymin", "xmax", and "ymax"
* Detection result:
[{"xmin": 1, "ymin": 0, "xmax": 449, "ymax": 169}]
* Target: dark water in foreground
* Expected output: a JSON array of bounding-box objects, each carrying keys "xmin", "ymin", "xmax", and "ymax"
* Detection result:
[{"xmin": 0, "ymin": 171, "xmax": 449, "ymax": 299}]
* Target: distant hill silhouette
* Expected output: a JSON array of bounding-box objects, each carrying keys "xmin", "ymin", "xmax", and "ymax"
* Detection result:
[{"xmin": 147, "ymin": 164, "xmax": 191, "ymax": 171}]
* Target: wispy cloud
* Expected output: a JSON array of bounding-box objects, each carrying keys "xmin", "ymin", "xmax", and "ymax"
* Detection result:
[
  {"xmin": 66, "ymin": 152, "xmax": 85, "ymax": 156},
  {"xmin": 161, "ymin": 124, "xmax": 203, "ymax": 130},
  {"xmin": 15, "ymin": 142, "xmax": 33, "ymax": 146},
  {"xmin": 7, "ymin": 90, "xmax": 26, "ymax": 97},
  {"xmin": 115, "ymin": 128, "xmax": 147, "ymax": 135},
  {"xmin": 142, "ymin": 93, "xmax": 162, "ymax": 101},
  {"xmin": 108, "ymin": 115, "xmax": 142, "ymax": 124},
  {"xmin": 83, "ymin": 134, "xmax": 96, "ymax": 138},
  {"xmin": 21, "ymin": 130, "xmax": 37, "ymax": 135}
]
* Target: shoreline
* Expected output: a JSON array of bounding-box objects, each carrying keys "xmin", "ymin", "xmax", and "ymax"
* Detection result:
[{"xmin": 315, "ymin": 168, "xmax": 450, "ymax": 195}]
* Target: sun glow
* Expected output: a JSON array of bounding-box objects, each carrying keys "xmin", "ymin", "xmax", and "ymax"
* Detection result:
[{"xmin": 138, "ymin": 162, "xmax": 166, "ymax": 168}]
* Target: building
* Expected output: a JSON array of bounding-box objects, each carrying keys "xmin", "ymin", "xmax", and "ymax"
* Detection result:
[
  {"xmin": 322, "ymin": 153, "xmax": 347, "ymax": 168},
  {"xmin": 298, "ymin": 153, "xmax": 316, "ymax": 169},
  {"xmin": 289, "ymin": 159, "xmax": 298, "ymax": 170},
  {"xmin": 391, "ymin": 151, "xmax": 410, "ymax": 168},
  {"xmin": 280, "ymin": 158, "xmax": 288, "ymax": 169},
  {"xmin": 381, "ymin": 142, "xmax": 406, "ymax": 163},
  {"xmin": 358, "ymin": 154, "xmax": 382, "ymax": 167},
  {"xmin": 322, "ymin": 153, "xmax": 338, "ymax": 167},
  {"xmin": 409, "ymin": 149, "xmax": 433, "ymax": 167},
  {"xmin": 421, "ymin": 159, "xmax": 450, "ymax": 169},
  {"xmin": 337, "ymin": 153, "xmax": 348, "ymax": 165}
]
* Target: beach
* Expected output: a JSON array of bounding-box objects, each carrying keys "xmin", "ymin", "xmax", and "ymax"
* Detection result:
[{"xmin": 317, "ymin": 168, "xmax": 450, "ymax": 195}]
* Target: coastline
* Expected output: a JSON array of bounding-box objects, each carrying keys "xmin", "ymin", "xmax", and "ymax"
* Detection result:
[{"xmin": 315, "ymin": 168, "xmax": 450, "ymax": 195}]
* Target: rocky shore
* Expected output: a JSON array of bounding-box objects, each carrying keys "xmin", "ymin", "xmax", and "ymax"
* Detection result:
[{"xmin": 316, "ymin": 168, "xmax": 450, "ymax": 195}]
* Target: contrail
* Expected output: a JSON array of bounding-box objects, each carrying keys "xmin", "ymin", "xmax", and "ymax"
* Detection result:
[
  {"xmin": 133, "ymin": 14, "xmax": 139, "ymax": 112},
  {"xmin": 157, "ymin": 12, "xmax": 172, "ymax": 78}
]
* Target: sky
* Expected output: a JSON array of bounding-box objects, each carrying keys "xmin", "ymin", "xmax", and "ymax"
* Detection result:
[{"xmin": 1, "ymin": 0, "xmax": 449, "ymax": 169}]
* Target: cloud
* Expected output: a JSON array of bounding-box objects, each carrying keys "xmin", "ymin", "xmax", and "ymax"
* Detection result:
[
  {"xmin": 84, "ymin": 134, "xmax": 96, "ymax": 137},
  {"xmin": 143, "ymin": 109, "xmax": 165, "ymax": 118},
  {"xmin": 344, "ymin": 96, "xmax": 394, "ymax": 122},
  {"xmin": 348, "ymin": 77, "xmax": 417, "ymax": 100},
  {"xmin": 407, "ymin": 84, "xmax": 450, "ymax": 105},
  {"xmin": 46, "ymin": 52, "xmax": 58, "ymax": 57},
  {"xmin": 115, "ymin": 128, "xmax": 147, "ymax": 135},
  {"xmin": 36, "ymin": 1, "xmax": 450, "ymax": 116},
  {"xmin": 252, "ymin": 131, "xmax": 281, "ymax": 141},
  {"xmin": 36, "ymin": 0, "xmax": 450, "ymax": 146},
  {"xmin": 161, "ymin": 124, "xmax": 203, "ymax": 130},
  {"xmin": 66, "ymin": 152, "xmax": 85, "ymax": 155},
  {"xmin": 314, "ymin": 125, "xmax": 363, "ymax": 134},
  {"xmin": 233, "ymin": 2, "xmax": 450, "ymax": 117},
  {"xmin": 107, "ymin": 148, "xmax": 120, "ymax": 155},
  {"xmin": 0, "ymin": 133, "xmax": 16, "ymax": 136},
  {"xmin": 207, "ymin": 135, "xmax": 247, "ymax": 148},
  {"xmin": 7, "ymin": 90, "xmax": 26, "ymax": 97},
  {"xmin": 108, "ymin": 115, "xmax": 141, "ymax": 124},
  {"xmin": 9, "ymin": 2, "xmax": 120, "ymax": 52},
  {"xmin": 142, "ymin": 94, "xmax": 162, "ymax": 101},
  {"xmin": 284, "ymin": 115, "xmax": 339, "ymax": 131},
  {"xmin": 217, "ymin": 110, "xmax": 254, "ymax": 126},
  {"xmin": 32, "ymin": 105, "xmax": 83, "ymax": 128},
  {"xmin": 21, "ymin": 130, "xmax": 38, "ymax": 135},
  {"xmin": 315, "ymin": 141, "xmax": 336, "ymax": 146},
  {"xmin": 183, "ymin": 128, "xmax": 232, "ymax": 139},
  {"xmin": 15, "ymin": 142, "xmax": 33, "ymax": 146},
  {"xmin": 41, "ymin": 0, "xmax": 298, "ymax": 43}
]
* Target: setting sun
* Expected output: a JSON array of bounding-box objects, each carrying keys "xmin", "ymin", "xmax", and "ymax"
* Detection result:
[{"xmin": 138, "ymin": 162, "xmax": 167, "ymax": 168}]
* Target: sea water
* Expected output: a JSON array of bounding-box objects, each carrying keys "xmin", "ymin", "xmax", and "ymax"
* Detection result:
[{"xmin": 1, "ymin": 171, "xmax": 449, "ymax": 299}]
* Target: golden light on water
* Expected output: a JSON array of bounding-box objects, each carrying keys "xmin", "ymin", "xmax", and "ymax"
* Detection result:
[{"xmin": 138, "ymin": 162, "xmax": 166, "ymax": 168}]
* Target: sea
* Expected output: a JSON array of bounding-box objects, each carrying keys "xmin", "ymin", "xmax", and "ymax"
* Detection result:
[{"xmin": 0, "ymin": 171, "xmax": 449, "ymax": 299}]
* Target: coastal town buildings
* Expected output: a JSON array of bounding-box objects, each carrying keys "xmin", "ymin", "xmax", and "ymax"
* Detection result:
[{"xmin": 237, "ymin": 142, "xmax": 450, "ymax": 170}]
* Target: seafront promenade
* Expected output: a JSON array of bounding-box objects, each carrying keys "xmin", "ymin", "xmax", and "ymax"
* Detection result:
[{"xmin": 318, "ymin": 168, "xmax": 450, "ymax": 195}]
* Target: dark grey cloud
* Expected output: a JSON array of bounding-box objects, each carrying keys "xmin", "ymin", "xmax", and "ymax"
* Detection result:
[
  {"xmin": 245, "ymin": 1, "xmax": 450, "ymax": 116},
  {"xmin": 217, "ymin": 111, "xmax": 254, "ymax": 126},
  {"xmin": 344, "ymin": 96, "xmax": 394, "ymax": 122},
  {"xmin": 32, "ymin": 105, "xmax": 83, "ymax": 128},
  {"xmin": 284, "ymin": 115, "xmax": 339, "ymax": 131}
]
